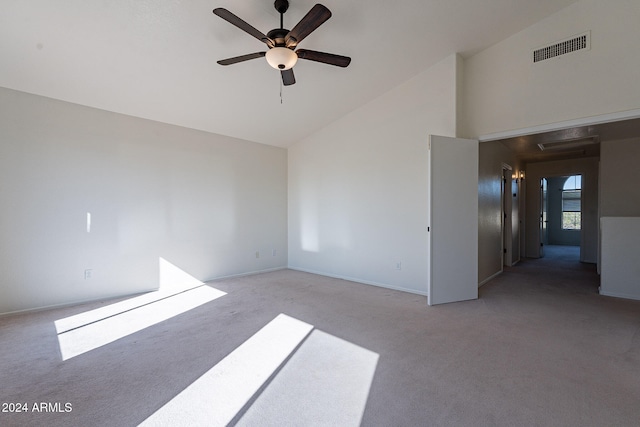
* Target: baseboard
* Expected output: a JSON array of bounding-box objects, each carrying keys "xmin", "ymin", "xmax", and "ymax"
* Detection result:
[
  {"xmin": 287, "ymin": 266, "xmax": 428, "ymax": 297},
  {"xmin": 599, "ymin": 290, "xmax": 640, "ymax": 301},
  {"xmin": 205, "ymin": 266, "xmax": 287, "ymax": 283},
  {"xmin": 0, "ymin": 266, "xmax": 288, "ymax": 318},
  {"xmin": 0, "ymin": 289, "xmax": 156, "ymax": 318},
  {"xmin": 478, "ymin": 270, "xmax": 502, "ymax": 287}
]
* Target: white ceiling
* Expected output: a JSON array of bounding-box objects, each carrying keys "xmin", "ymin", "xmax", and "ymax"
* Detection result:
[{"xmin": 0, "ymin": 0, "xmax": 578, "ymax": 147}]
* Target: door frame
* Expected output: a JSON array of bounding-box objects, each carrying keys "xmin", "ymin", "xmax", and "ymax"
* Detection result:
[
  {"xmin": 501, "ymin": 163, "xmax": 513, "ymax": 268},
  {"xmin": 479, "ymin": 112, "xmax": 611, "ymax": 264}
]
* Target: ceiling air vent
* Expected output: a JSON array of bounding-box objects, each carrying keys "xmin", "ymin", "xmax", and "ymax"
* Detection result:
[{"xmin": 533, "ymin": 32, "xmax": 590, "ymax": 63}]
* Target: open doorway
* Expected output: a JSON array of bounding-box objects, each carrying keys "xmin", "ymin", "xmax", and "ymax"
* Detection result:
[
  {"xmin": 480, "ymin": 115, "xmax": 640, "ymax": 288},
  {"xmin": 539, "ymin": 174, "xmax": 582, "ymax": 262}
]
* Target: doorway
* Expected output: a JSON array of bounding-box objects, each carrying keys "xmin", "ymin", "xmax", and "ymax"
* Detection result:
[
  {"xmin": 539, "ymin": 174, "xmax": 582, "ymax": 261},
  {"xmin": 501, "ymin": 164, "xmax": 515, "ymax": 267},
  {"xmin": 482, "ymin": 113, "xmax": 640, "ymax": 272}
]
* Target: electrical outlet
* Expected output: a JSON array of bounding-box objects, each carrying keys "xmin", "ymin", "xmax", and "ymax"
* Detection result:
[
  {"xmin": 255, "ymin": 251, "xmax": 260, "ymax": 259},
  {"xmin": 272, "ymin": 249, "xmax": 277, "ymax": 257},
  {"xmin": 84, "ymin": 269, "xmax": 93, "ymax": 279},
  {"xmin": 396, "ymin": 262, "xmax": 402, "ymax": 271}
]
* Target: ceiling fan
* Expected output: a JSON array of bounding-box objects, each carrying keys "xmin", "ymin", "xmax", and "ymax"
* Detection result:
[{"xmin": 213, "ymin": 0, "xmax": 351, "ymax": 86}]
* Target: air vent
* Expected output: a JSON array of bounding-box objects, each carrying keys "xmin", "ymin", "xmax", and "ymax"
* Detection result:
[{"xmin": 533, "ymin": 32, "xmax": 590, "ymax": 63}]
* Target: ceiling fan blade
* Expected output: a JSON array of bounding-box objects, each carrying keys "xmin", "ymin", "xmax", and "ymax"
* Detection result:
[
  {"xmin": 281, "ymin": 69, "xmax": 296, "ymax": 86},
  {"xmin": 213, "ymin": 8, "xmax": 274, "ymax": 47},
  {"xmin": 296, "ymin": 49, "xmax": 351, "ymax": 67},
  {"xmin": 217, "ymin": 52, "xmax": 266, "ymax": 66},
  {"xmin": 285, "ymin": 4, "xmax": 331, "ymax": 47}
]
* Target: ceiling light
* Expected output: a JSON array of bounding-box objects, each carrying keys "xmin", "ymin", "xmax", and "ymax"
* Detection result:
[
  {"xmin": 537, "ymin": 137, "xmax": 599, "ymax": 151},
  {"xmin": 265, "ymin": 47, "xmax": 298, "ymax": 70}
]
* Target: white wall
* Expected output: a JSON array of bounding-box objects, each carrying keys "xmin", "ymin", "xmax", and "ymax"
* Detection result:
[
  {"xmin": 525, "ymin": 158, "xmax": 599, "ymax": 263},
  {"xmin": 463, "ymin": 0, "xmax": 640, "ymax": 139},
  {"xmin": 600, "ymin": 217, "xmax": 640, "ymax": 300},
  {"xmin": 600, "ymin": 137, "xmax": 640, "ymax": 217},
  {"xmin": 288, "ymin": 54, "xmax": 460, "ymax": 295},
  {"xmin": 0, "ymin": 87, "xmax": 287, "ymax": 315},
  {"xmin": 599, "ymin": 138, "xmax": 640, "ymax": 288},
  {"xmin": 478, "ymin": 141, "xmax": 517, "ymax": 284}
]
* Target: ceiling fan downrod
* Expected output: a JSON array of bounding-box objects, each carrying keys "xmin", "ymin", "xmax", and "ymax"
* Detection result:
[{"xmin": 274, "ymin": 0, "xmax": 289, "ymax": 29}]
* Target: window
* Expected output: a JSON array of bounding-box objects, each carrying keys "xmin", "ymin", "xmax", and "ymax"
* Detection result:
[{"xmin": 562, "ymin": 175, "xmax": 581, "ymax": 230}]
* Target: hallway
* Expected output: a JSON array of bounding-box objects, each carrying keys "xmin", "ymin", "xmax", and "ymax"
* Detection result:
[{"xmin": 487, "ymin": 243, "xmax": 599, "ymax": 298}]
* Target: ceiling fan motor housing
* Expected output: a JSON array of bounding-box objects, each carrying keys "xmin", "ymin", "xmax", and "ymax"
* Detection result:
[{"xmin": 267, "ymin": 28, "xmax": 290, "ymax": 46}]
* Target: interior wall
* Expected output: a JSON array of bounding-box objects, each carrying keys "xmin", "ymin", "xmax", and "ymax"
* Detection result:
[
  {"xmin": 288, "ymin": 54, "xmax": 460, "ymax": 295},
  {"xmin": 600, "ymin": 137, "xmax": 640, "ymax": 216},
  {"xmin": 524, "ymin": 158, "xmax": 599, "ymax": 262},
  {"xmin": 463, "ymin": 0, "xmax": 640, "ymax": 139},
  {"xmin": 478, "ymin": 141, "xmax": 517, "ymax": 284},
  {"xmin": 0, "ymin": 87, "xmax": 287, "ymax": 315},
  {"xmin": 600, "ymin": 217, "xmax": 640, "ymax": 300},
  {"xmin": 597, "ymin": 139, "xmax": 640, "ymax": 296}
]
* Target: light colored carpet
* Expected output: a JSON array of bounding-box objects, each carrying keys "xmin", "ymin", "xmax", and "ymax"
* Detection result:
[{"xmin": 1, "ymin": 247, "xmax": 639, "ymax": 426}]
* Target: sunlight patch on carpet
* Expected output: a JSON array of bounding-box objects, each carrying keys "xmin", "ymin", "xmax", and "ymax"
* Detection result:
[
  {"xmin": 139, "ymin": 313, "xmax": 379, "ymax": 426},
  {"xmin": 139, "ymin": 313, "xmax": 314, "ymax": 427},
  {"xmin": 236, "ymin": 329, "xmax": 379, "ymax": 427},
  {"xmin": 55, "ymin": 258, "xmax": 225, "ymax": 360}
]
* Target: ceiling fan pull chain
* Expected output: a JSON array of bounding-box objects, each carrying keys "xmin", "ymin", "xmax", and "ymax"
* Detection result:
[{"xmin": 280, "ymin": 76, "xmax": 283, "ymax": 104}]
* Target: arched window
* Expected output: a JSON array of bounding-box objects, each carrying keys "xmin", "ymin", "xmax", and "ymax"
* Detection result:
[{"xmin": 562, "ymin": 175, "xmax": 581, "ymax": 230}]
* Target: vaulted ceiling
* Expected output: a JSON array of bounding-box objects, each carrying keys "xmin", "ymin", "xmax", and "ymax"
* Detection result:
[{"xmin": 1, "ymin": 0, "xmax": 578, "ymax": 147}]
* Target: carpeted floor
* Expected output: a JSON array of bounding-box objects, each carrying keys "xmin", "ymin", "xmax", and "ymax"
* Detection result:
[{"xmin": 1, "ymin": 246, "xmax": 639, "ymax": 426}]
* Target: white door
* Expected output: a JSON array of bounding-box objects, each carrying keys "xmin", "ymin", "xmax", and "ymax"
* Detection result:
[{"xmin": 427, "ymin": 135, "xmax": 478, "ymax": 306}]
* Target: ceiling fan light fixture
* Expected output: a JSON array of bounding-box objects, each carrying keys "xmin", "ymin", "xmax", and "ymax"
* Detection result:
[{"xmin": 266, "ymin": 47, "xmax": 298, "ymax": 70}]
